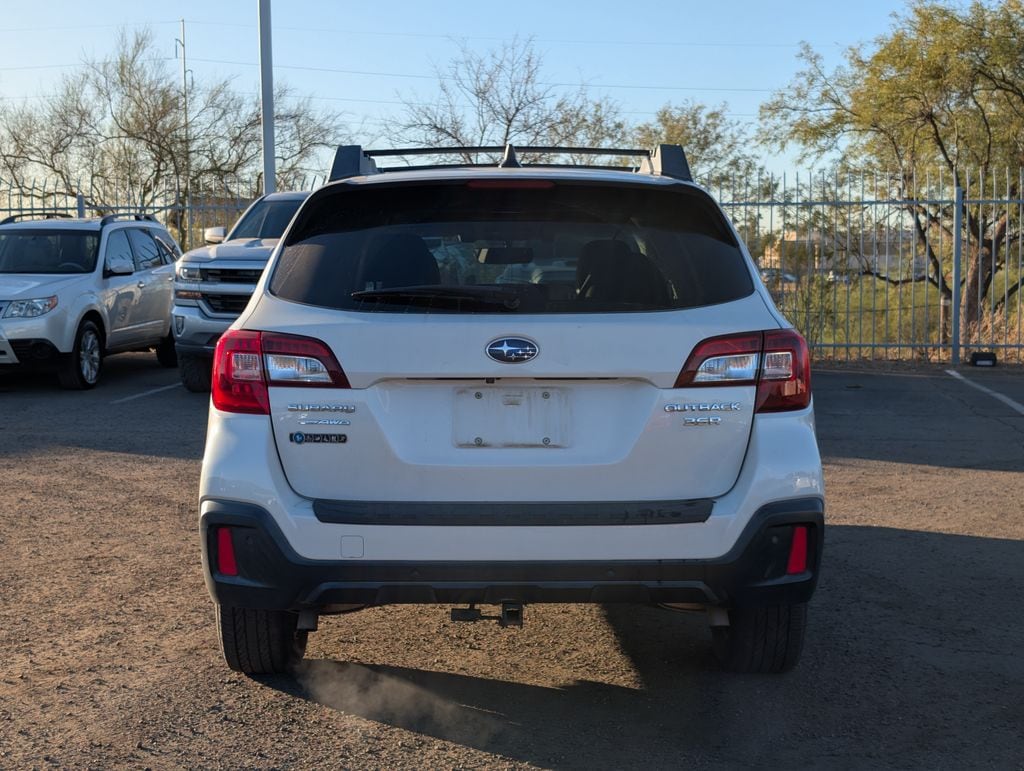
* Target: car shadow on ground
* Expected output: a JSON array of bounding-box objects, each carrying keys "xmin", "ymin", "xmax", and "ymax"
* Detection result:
[
  {"xmin": 261, "ymin": 525, "xmax": 1024, "ymax": 768},
  {"xmin": 813, "ymin": 370, "xmax": 1024, "ymax": 471}
]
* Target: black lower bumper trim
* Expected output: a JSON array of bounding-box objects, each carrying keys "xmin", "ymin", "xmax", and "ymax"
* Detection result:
[
  {"xmin": 174, "ymin": 341, "xmax": 216, "ymax": 358},
  {"xmin": 9, "ymin": 338, "xmax": 61, "ymax": 364},
  {"xmin": 313, "ymin": 498, "xmax": 713, "ymax": 526},
  {"xmin": 201, "ymin": 497, "xmax": 824, "ymax": 611}
]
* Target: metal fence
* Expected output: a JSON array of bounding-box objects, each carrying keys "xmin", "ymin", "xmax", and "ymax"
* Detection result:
[
  {"xmin": 714, "ymin": 168, "xmax": 1024, "ymax": 364},
  {"xmin": 2, "ymin": 169, "xmax": 1022, "ymax": 364},
  {"xmin": 0, "ymin": 175, "xmax": 323, "ymax": 252}
]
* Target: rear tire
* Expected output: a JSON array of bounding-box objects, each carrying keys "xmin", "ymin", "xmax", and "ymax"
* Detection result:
[
  {"xmin": 155, "ymin": 333, "xmax": 178, "ymax": 368},
  {"xmin": 712, "ymin": 603, "xmax": 807, "ymax": 673},
  {"xmin": 217, "ymin": 605, "xmax": 307, "ymax": 675},
  {"xmin": 57, "ymin": 320, "xmax": 102, "ymax": 390},
  {"xmin": 179, "ymin": 352, "xmax": 211, "ymax": 393}
]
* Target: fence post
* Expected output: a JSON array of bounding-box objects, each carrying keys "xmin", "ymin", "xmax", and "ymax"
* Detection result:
[
  {"xmin": 76, "ymin": 193, "xmax": 85, "ymax": 218},
  {"xmin": 951, "ymin": 185, "xmax": 963, "ymax": 366}
]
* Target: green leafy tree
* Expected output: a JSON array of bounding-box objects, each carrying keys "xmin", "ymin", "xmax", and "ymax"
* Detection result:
[
  {"xmin": 759, "ymin": 0, "xmax": 1024, "ymax": 336},
  {"xmin": 633, "ymin": 101, "xmax": 763, "ymax": 187}
]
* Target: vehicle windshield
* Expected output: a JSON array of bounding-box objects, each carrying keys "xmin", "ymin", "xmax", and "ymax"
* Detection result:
[
  {"xmin": 0, "ymin": 230, "xmax": 100, "ymax": 274},
  {"xmin": 270, "ymin": 182, "xmax": 754, "ymax": 314},
  {"xmin": 228, "ymin": 197, "xmax": 305, "ymax": 240}
]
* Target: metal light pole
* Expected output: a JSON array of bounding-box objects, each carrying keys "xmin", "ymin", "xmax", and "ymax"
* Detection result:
[
  {"xmin": 175, "ymin": 19, "xmax": 192, "ymax": 247},
  {"xmin": 258, "ymin": 0, "xmax": 276, "ymax": 194},
  {"xmin": 951, "ymin": 185, "xmax": 963, "ymax": 365}
]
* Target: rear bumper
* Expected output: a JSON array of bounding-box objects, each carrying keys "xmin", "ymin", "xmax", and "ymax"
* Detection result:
[{"xmin": 201, "ymin": 497, "xmax": 824, "ymax": 610}]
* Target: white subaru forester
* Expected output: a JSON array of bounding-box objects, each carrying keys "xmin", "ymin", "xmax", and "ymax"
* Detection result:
[{"xmin": 199, "ymin": 145, "xmax": 824, "ymax": 675}]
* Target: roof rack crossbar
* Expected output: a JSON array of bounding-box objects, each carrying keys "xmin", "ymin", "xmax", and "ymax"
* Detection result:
[
  {"xmin": 328, "ymin": 143, "xmax": 693, "ymax": 182},
  {"xmin": 98, "ymin": 213, "xmax": 157, "ymax": 227},
  {"xmin": 366, "ymin": 146, "xmax": 650, "ymax": 159},
  {"xmin": 376, "ymin": 162, "xmax": 650, "ymax": 174},
  {"xmin": 0, "ymin": 212, "xmax": 74, "ymax": 225}
]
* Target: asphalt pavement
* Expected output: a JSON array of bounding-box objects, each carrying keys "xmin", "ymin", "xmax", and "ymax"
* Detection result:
[{"xmin": 0, "ymin": 356, "xmax": 1021, "ymax": 768}]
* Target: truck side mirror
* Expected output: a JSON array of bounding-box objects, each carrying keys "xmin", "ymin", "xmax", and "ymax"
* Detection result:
[{"xmin": 204, "ymin": 227, "xmax": 227, "ymax": 245}]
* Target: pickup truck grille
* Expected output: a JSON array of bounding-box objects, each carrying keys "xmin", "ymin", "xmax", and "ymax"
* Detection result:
[
  {"xmin": 200, "ymin": 267, "xmax": 263, "ymax": 283},
  {"xmin": 202, "ymin": 293, "xmax": 251, "ymax": 314}
]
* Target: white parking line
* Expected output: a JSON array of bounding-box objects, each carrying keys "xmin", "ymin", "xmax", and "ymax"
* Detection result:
[
  {"xmin": 945, "ymin": 369, "xmax": 1024, "ymax": 416},
  {"xmin": 110, "ymin": 383, "xmax": 182, "ymax": 405}
]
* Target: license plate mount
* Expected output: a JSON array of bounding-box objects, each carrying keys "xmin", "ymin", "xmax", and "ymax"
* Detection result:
[{"xmin": 453, "ymin": 387, "xmax": 569, "ymax": 448}]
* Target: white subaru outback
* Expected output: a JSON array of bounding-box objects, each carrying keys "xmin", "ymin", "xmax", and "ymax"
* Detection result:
[{"xmin": 200, "ymin": 144, "xmax": 824, "ymax": 675}]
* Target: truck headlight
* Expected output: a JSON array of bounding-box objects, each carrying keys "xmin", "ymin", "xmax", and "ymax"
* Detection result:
[
  {"xmin": 177, "ymin": 265, "xmax": 203, "ymax": 281},
  {"xmin": 3, "ymin": 296, "xmax": 58, "ymax": 318}
]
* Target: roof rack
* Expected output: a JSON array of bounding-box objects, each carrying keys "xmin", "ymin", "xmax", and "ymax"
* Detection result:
[
  {"xmin": 327, "ymin": 143, "xmax": 693, "ymax": 183},
  {"xmin": 98, "ymin": 213, "xmax": 157, "ymax": 227},
  {"xmin": 0, "ymin": 212, "xmax": 74, "ymax": 225}
]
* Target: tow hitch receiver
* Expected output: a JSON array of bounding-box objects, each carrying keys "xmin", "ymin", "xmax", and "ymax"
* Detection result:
[
  {"xmin": 450, "ymin": 602, "xmax": 524, "ymax": 627},
  {"xmin": 499, "ymin": 602, "xmax": 523, "ymax": 628}
]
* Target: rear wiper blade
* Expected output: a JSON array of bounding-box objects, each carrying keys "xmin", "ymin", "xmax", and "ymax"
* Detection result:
[{"xmin": 350, "ymin": 284, "xmax": 521, "ymax": 309}]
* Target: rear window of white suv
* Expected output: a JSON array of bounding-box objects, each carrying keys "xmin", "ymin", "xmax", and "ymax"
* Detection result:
[{"xmin": 269, "ymin": 181, "xmax": 754, "ymax": 313}]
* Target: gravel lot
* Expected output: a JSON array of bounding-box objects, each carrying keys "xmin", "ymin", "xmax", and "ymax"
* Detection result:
[{"xmin": 1, "ymin": 357, "xmax": 1022, "ymax": 769}]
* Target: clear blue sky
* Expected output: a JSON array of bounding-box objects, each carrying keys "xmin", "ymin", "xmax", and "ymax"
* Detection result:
[{"xmin": 0, "ymin": 0, "xmax": 924, "ymax": 174}]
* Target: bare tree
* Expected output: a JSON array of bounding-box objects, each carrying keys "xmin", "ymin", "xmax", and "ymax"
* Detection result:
[
  {"xmin": 394, "ymin": 38, "xmax": 628, "ymax": 163},
  {"xmin": 0, "ymin": 29, "xmax": 345, "ymax": 208}
]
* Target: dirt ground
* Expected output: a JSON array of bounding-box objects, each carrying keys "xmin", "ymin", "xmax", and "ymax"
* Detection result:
[{"xmin": 1, "ymin": 357, "xmax": 1022, "ymax": 769}]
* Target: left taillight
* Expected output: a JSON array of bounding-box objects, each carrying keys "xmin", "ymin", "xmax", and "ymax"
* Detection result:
[
  {"xmin": 675, "ymin": 328, "xmax": 811, "ymax": 413},
  {"xmin": 211, "ymin": 330, "xmax": 349, "ymax": 415}
]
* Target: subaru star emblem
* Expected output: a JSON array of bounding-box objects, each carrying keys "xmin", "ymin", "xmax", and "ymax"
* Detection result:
[{"xmin": 486, "ymin": 337, "xmax": 539, "ymax": 363}]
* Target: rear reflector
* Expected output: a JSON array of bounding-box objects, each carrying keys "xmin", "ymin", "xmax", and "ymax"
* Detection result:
[
  {"xmin": 786, "ymin": 526, "xmax": 809, "ymax": 575},
  {"xmin": 216, "ymin": 527, "xmax": 238, "ymax": 576}
]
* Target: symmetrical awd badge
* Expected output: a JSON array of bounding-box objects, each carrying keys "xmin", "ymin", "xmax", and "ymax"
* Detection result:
[{"xmin": 289, "ymin": 432, "xmax": 347, "ymax": 444}]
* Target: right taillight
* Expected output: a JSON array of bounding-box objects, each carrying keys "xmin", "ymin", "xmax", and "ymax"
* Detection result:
[
  {"xmin": 212, "ymin": 329, "xmax": 349, "ymax": 415},
  {"xmin": 675, "ymin": 328, "xmax": 811, "ymax": 413},
  {"xmin": 756, "ymin": 329, "xmax": 810, "ymax": 412}
]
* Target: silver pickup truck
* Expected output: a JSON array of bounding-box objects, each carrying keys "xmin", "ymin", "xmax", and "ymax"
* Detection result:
[{"xmin": 172, "ymin": 191, "xmax": 309, "ymax": 391}]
